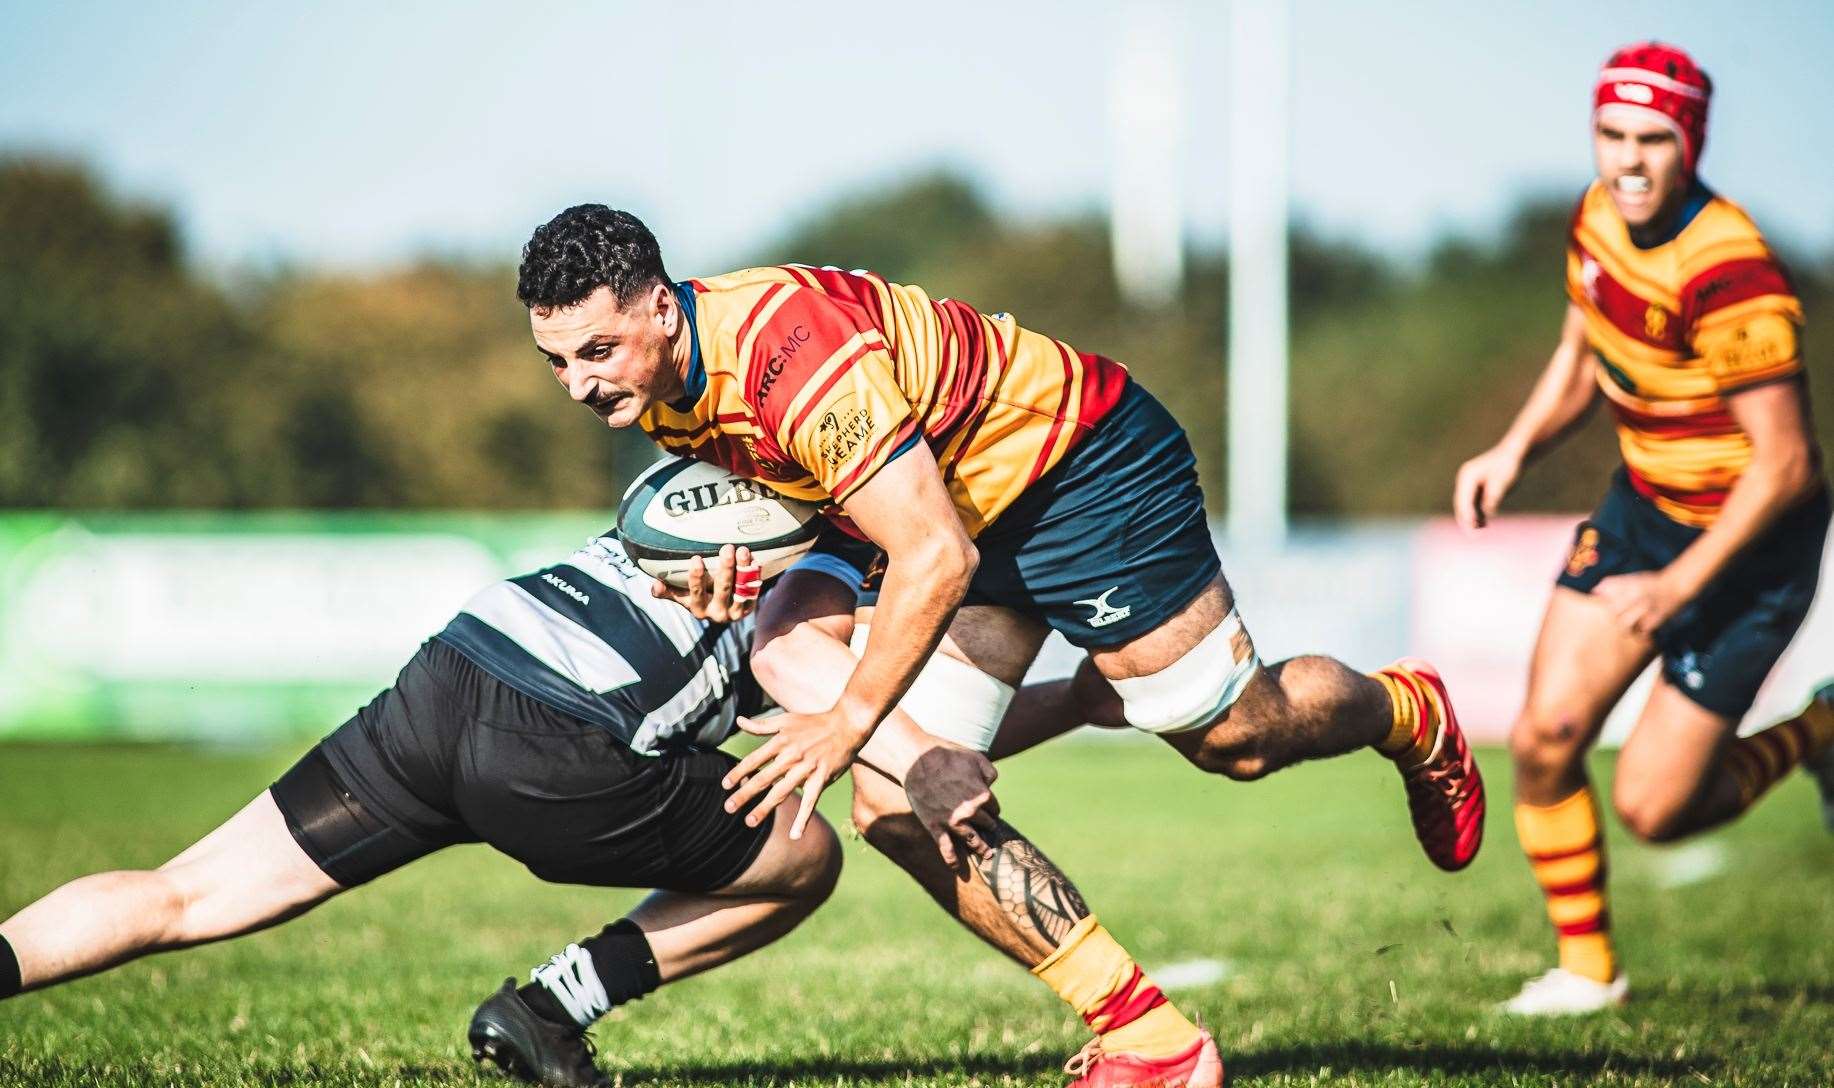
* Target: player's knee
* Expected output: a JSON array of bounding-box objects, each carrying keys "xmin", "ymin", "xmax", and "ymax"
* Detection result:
[
  {"xmin": 749, "ymin": 625, "xmax": 821, "ymax": 699},
  {"xmin": 1611, "ymin": 782, "xmax": 1688, "ymax": 843},
  {"xmin": 1510, "ymin": 706, "xmax": 1590, "ymax": 774},
  {"xmin": 784, "ymin": 814, "xmax": 844, "ymax": 903}
]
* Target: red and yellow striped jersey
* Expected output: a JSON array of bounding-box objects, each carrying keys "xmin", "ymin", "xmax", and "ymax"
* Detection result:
[
  {"xmin": 1566, "ymin": 180, "xmax": 1805, "ymax": 526},
  {"xmin": 639, "ymin": 265, "xmax": 1129, "ymax": 536}
]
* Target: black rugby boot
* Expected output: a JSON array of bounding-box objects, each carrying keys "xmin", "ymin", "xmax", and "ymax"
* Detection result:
[{"xmin": 468, "ymin": 978, "xmax": 611, "ymax": 1087}]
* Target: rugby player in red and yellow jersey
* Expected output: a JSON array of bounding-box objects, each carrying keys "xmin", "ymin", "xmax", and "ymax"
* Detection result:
[
  {"xmin": 517, "ymin": 205, "xmax": 1486, "ymax": 1086},
  {"xmin": 1455, "ymin": 43, "xmax": 1834, "ymax": 1016}
]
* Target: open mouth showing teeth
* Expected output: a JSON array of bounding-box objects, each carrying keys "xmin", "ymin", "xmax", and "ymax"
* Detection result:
[{"xmin": 1616, "ymin": 176, "xmax": 1651, "ymax": 194}]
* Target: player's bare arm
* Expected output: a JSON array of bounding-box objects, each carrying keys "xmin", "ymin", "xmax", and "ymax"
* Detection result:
[
  {"xmin": 1455, "ymin": 303, "xmax": 1598, "ymax": 529},
  {"xmin": 723, "ymin": 442, "xmax": 977, "ymax": 837},
  {"xmin": 1594, "ymin": 378, "xmax": 1820, "ymax": 635},
  {"xmin": 739, "ymin": 568, "xmax": 1003, "ymax": 863}
]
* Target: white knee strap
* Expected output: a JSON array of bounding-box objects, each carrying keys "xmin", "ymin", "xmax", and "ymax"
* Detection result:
[
  {"xmin": 1111, "ymin": 608, "xmax": 1259, "ymax": 735},
  {"xmin": 850, "ymin": 625, "xmax": 1014, "ymax": 753}
]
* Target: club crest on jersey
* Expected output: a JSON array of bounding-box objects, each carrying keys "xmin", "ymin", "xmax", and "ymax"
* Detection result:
[
  {"xmin": 1644, "ymin": 304, "xmax": 1669, "ymax": 341},
  {"xmin": 1566, "ymin": 527, "xmax": 1601, "ymax": 578},
  {"xmin": 1076, "ymin": 587, "xmax": 1133, "ymax": 628}
]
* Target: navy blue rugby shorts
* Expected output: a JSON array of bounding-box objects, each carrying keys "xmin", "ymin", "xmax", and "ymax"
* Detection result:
[
  {"xmin": 1555, "ymin": 468, "xmax": 1828, "ymax": 717},
  {"xmin": 961, "ymin": 379, "xmax": 1221, "ymax": 649}
]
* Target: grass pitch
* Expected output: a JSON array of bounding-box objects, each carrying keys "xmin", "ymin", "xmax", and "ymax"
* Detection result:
[{"xmin": 1, "ymin": 740, "xmax": 1830, "ymax": 1087}]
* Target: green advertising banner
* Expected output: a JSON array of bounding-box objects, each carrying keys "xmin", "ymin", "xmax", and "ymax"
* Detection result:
[{"xmin": 0, "ymin": 512, "xmax": 612, "ymax": 742}]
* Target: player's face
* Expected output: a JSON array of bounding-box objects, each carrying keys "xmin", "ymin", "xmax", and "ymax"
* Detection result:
[
  {"xmin": 1593, "ymin": 115, "xmax": 1685, "ymax": 229},
  {"xmin": 530, "ymin": 284, "xmax": 686, "ymax": 429}
]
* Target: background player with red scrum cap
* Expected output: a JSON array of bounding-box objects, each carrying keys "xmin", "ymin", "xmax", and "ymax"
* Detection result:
[{"xmin": 1454, "ymin": 42, "xmax": 1834, "ymax": 1015}]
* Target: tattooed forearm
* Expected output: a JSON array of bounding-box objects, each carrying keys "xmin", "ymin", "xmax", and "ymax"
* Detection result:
[{"xmin": 968, "ymin": 819, "xmax": 1091, "ymax": 947}]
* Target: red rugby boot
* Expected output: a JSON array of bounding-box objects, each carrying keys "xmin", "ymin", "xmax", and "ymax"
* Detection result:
[
  {"xmin": 1389, "ymin": 659, "xmax": 1485, "ymax": 871},
  {"xmin": 1063, "ymin": 1029, "xmax": 1224, "ymax": 1088}
]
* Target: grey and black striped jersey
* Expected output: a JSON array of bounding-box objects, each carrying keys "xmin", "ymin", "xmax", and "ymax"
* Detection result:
[{"xmin": 435, "ymin": 533, "xmax": 759, "ymax": 756}]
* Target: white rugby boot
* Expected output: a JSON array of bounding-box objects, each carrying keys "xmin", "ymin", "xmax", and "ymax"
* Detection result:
[
  {"xmin": 1799, "ymin": 681, "xmax": 1834, "ymax": 833},
  {"xmin": 1498, "ymin": 967, "xmax": 1629, "ymax": 1016}
]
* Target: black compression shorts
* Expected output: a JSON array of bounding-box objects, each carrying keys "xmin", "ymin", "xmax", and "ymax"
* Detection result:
[{"xmin": 269, "ymin": 640, "xmax": 771, "ymax": 891}]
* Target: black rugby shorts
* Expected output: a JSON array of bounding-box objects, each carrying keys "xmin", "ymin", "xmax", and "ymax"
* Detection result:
[{"xmin": 269, "ymin": 640, "xmax": 771, "ymax": 891}]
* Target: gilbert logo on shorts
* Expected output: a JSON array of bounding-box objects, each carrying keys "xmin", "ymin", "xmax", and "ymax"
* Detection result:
[{"xmin": 1077, "ymin": 587, "xmax": 1133, "ymax": 628}]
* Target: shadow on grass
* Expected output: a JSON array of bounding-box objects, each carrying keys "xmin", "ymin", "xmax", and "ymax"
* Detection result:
[
  {"xmin": 611, "ymin": 1051, "xmax": 1068, "ymax": 1083},
  {"xmin": 0, "ymin": 1058, "xmax": 482, "ymax": 1087},
  {"xmin": 609, "ymin": 1040, "xmax": 1717, "ymax": 1085},
  {"xmin": 0, "ymin": 1040, "xmax": 1724, "ymax": 1086},
  {"xmin": 1656, "ymin": 979, "xmax": 1834, "ymax": 1006},
  {"xmin": 1232, "ymin": 1040, "xmax": 1717, "ymax": 1082}
]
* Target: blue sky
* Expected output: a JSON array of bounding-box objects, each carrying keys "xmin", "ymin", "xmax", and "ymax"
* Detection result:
[{"xmin": 4, "ymin": 1, "xmax": 1830, "ymax": 274}]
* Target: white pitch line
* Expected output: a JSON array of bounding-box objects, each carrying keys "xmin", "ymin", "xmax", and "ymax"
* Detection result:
[
  {"xmin": 1653, "ymin": 840, "xmax": 1728, "ymax": 888},
  {"xmin": 1152, "ymin": 958, "xmax": 1231, "ymax": 989}
]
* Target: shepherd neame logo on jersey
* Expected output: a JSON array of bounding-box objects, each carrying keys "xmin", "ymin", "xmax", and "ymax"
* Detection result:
[
  {"xmin": 662, "ymin": 478, "xmax": 784, "ymax": 517},
  {"xmin": 815, "ymin": 396, "xmax": 875, "ymax": 467}
]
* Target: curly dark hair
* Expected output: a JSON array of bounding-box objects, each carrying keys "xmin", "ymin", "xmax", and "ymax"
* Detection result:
[{"xmin": 516, "ymin": 205, "xmax": 670, "ymax": 311}]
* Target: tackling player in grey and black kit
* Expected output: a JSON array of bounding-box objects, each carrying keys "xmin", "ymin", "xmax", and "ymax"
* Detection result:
[{"xmin": 0, "ymin": 531, "xmax": 860, "ymax": 1087}]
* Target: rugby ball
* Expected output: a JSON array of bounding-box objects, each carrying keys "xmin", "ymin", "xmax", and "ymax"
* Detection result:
[{"xmin": 617, "ymin": 457, "xmax": 824, "ymax": 588}]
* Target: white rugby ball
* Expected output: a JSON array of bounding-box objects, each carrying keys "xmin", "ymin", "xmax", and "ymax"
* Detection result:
[{"xmin": 617, "ymin": 457, "xmax": 824, "ymax": 589}]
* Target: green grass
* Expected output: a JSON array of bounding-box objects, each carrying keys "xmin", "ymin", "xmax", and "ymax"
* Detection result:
[{"xmin": 2, "ymin": 740, "xmax": 1830, "ymax": 1087}]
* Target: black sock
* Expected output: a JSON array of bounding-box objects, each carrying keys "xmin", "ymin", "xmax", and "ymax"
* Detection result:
[
  {"xmin": 517, "ymin": 919, "xmax": 660, "ymax": 1028},
  {"xmin": 0, "ymin": 935, "xmax": 21, "ymax": 999}
]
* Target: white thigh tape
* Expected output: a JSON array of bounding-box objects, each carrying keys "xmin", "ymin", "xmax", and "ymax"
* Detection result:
[
  {"xmin": 1111, "ymin": 607, "xmax": 1259, "ymax": 735},
  {"xmin": 849, "ymin": 625, "xmax": 1014, "ymax": 753}
]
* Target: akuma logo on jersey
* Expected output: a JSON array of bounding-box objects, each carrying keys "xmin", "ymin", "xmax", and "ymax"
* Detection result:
[
  {"xmin": 541, "ymin": 572, "xmax": 591, "ymax": 606},
  {"xmin": 755, "ymin": 325, "xmax": 813, "ymax": 402}
]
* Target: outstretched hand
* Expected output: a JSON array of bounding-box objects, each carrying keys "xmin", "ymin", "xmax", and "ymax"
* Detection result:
[
  {"xmin": 650, "ymin": 544, "xmax": 761, "ymax": 622},
  {"xmin": 723, "ymin": 709, "xmax": 871, "ymax": 839}
]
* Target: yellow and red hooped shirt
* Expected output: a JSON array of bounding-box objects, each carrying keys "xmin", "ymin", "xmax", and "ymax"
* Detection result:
[
  {"xmin": 1566, "ymin": 180, "xmax": 1805, "ymax": 527},
  {"xmin": 640, "ymin": 265, "xmax": 1129, "ymax": 537}
]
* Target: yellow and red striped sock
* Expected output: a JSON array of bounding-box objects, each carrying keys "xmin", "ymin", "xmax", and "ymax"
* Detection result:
[
  {"xmin": 1032, "ymin": 916, "xmax": 1201, "ymax": 1060},
  {"xmin": 1724, "ymin": 699, "xmax": 1834, "ymax": 810},
  {"xmin": 1371, "ymin": 666, "xmax": 1439, "ymax": 768},
  {"xmin": 1515, "ymin": 788, "xmax": 1616, "ymax": 984}
]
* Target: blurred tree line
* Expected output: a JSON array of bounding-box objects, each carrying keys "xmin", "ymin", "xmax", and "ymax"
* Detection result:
[{"xmin": 3, "ymin": 156, "xmax": 1829, "ymax": 517}]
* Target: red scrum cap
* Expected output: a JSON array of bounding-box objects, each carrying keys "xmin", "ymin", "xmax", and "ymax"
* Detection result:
[{"xmin": 1594, "ymin": 42, "xmax": 1712, "ymax": 172}]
